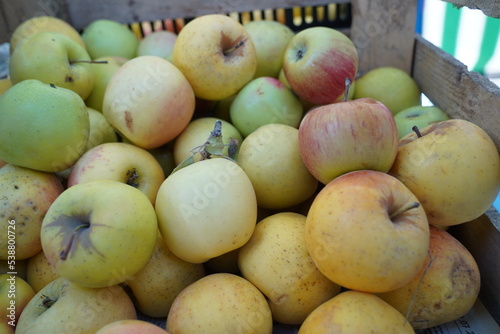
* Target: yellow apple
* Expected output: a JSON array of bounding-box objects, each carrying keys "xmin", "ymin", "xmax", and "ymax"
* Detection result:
[
  {"xmin": 96, "ymin": 319, "xmax": 169, "ymax": 334},
  {"xmin": 0, "ymin": 274, "xmax": 35, "ymax": 327},
  {"xmin": 26, "ymin": 251, "xmax": 60, "ymax": 293},
  {"xmin": 172, "ymin": 14, "xmax": 257, "ymax": 100}
]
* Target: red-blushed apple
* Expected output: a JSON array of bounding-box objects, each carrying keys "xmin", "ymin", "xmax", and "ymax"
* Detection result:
[
  {"xmin": 172, "ymin": 14, "xmax": 257, "ymax": 101},
  {"xmin": 15, "ymin": 277, "xmax": 136, "ymax": 334},
  {"xmin": 103, "ymin": 55, "xmax": 195, "ymax": 150},
  {"xmin": 298, "ymin": 98, "xmax": 399, "ymax": 185},
  {"xmin": 68, "ymin": 142, "xmax": 165, "ymax": 204},
  {"xmin": 389, "ymin": 119, "xmax": 500, "ymax": 226},
  {"xmin": 305, "ymin": 170, "xmax": 430, "ymax": 293},
  {"xmin": 41, "ymin": 180, "xmax": 158, "ymax": 288},
  {"xmin": 283, "ymin": 27, "xmax": 358, "ymax": 105},
  {"xmin": 377, "ymin": 225, "xmax": 481, "ymax": 330},
  {"xmin": 95, "ymin": 319, "xmax": 169, "ymax": 334}
]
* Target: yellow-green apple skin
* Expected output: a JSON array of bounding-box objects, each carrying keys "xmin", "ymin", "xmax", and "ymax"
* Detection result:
[
  {"xmin": 389, "ymin": 119, "xmax": 500, "ymax": 226},
  {"xmin": 0, "ymin": 77, "xmax": 12, "ymax": 95},
  {"xmin": 84, "ymin": 56, "xmax": 124, "ymax": 112},
  {"xmin": 137, "ymin": 30, "xmax": 177, "ymax": 62},
  {"xmin": 283, "ymin": 27, "xmax": 358, "ymax": 105},
  {"xmin": 15, "ymin": 277, "xmax": 136, "ymax": 334},
  {"xmin": 230, "ymin": 76, "xmax": 304, "ymax": 137},
  {"xmin": 0, "ymin": 164, "xmax": 64, "ymax": 260},
  {"xmin": 9, "ymin": 16, "xmax": 86, "ymax": 54},
  {"xmin": 95, "ymin": 319, "xmax": 169, "ymax": 334},
  {"xmin": 84, "ymin": 107, "xmax": 119, "ymax": 152},
  {"xmin": 9, "ymin": 32, "xmax": 95, "ymax": 100},
  {"xmin": 172, "ymin": 14, "xmax": 257, "ymax": 101},
  {"xmin": 0, "ymin": 80, "xmax": 90, "ymax": 172},
  {"xmin": 173, "ymin": 117, "xmax": 243, "ymax": 165},
  {"xmin": 0, "ymin": 274, "xmax": 35, "ymax": 327},
  {"xmin": 81, "ymin": 19, "xmax": 139, "ymax": 59},
  {"xmin": 353, "ymin": 66, "xmax": 421, "ymax": 115},
  {"xmin": 26, "ymin": 251, "xmax": 60, "ymax": 293},
  {"xmin": 103, "ymin": 55, "xmax": 195, "ymax": 149},
  {"xmin": 155, "ymin": 158, "xmax": 257, "ymax": 263},
  {"xmin": 298, "ymin": 98, "xmax": 398, "ymax": 185},
  {"xmin": 124, "ymin": 232, "xmax": 205, "ymax": 318},
  {"xmin": 167, "ymin": 273, "xmax": 272, "ymax": 334},
  {"xmin": 305, "ymin": 170, "xmax": 430, "ymax": 293},
  {"xmin": 40, "ymin": 180, "xmax": 158, "ymax": 288},
  {"xmin": 243, "ymin": 20, "xmax": 294, "ymax": 78},
  {"xmin": 377, "ymin": 225, "xmax": 481, "ymax": 330},
  {"xmin": 148, "ymin": 144, "xmax": 176, "ymax": 177},
  {"xmin": 298, "ymin": 290, "xmax": 415, "ymax": 333},
  {"xmin": 68, "ymin": 142, "xmax": 165, "ymax": 204},
  {"xmin": 394, "ymin": 105, "xmax": 449, "ymax": 139},
  {"xmin": 237, "ymin": 124, "xmax": 318, "ymax": 209},
  {"xmin": 238, "ymin": 212, "xmax": 341, "ymax": 325},
  {"xmin": 0, "ymin": 320, "xmax": 14, "ymax": 334}
]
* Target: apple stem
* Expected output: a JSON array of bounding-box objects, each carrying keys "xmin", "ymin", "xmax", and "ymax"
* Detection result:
[
  {"xmin": 59, "ymin": 223, "xmax": 89, "ymax": 260},
  {"xmin": 389, "ymin": 201, "xmax": 420, "ymax": 219},
  {"xmin": 343, "ymin": 78, "xmax": 352, "ymax": 102},
  {"xmin": 223, "ymin": 40, "xmax": 245, "ymax": 56},
  {"xmin": 40, "ymin": 294, "xmax": 56, "ymax": 308},
  {"xmin": 412, "ymin": 125, "xmax": 422, "ymax": 138},
  {"xmin": 69, "ymin": 60, "xmax": 109, "ymax": 64}
]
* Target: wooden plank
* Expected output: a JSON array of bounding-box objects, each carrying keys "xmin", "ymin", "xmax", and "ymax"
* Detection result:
[
  {"xmin": 349, "ymin": 0, "xmax": 417, "ymax": 76},
  {"xmin": 65, "ymin": 0, "xmax": 350, "ymax": 31},
  {"xmin": 412, "ymin": 34, "xmax": 500, "ymax": 153},
  {"xmin": 444, "ymin": 0, "xmax": 500, "ymax": 18}
]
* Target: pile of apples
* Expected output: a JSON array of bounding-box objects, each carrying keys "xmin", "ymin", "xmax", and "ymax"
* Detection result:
[{"xmin": 1, "ymin": 12, "xmax": 500, "ymax": 334}]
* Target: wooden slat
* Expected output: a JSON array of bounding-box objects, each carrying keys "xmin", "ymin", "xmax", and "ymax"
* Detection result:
[
  {"xmin": 412, "ymin": 34, "xmax": 500, "ymax": 153},
  {"xmin": 65, "ymin": 0, "xmax": 350, "ymax": 31},
  {"xmin": 444, "ymin": 0, "xmax": 500, "ymax": 18},
  {"xmin": 349, "ymin": 0, "xmax": 417, "ymax": 76}
]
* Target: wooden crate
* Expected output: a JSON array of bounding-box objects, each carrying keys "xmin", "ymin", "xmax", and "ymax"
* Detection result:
[{"xmin": 1, "ymin": 0, "xmax": 500, "ymax": 329}]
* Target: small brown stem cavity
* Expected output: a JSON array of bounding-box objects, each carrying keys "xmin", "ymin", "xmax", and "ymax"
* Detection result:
[
  {"xmin": 390, "ymin": 202, "xmax": 420, "ymax": 220},
  {"xmin": 126, "ymin": 169, "xmax": 139, "ymax": 188},
  {"xmin": 412, "ymin": 125, "xmax": 423, "ymax": 138},
  {"xmin": 223, "ymin": 40, "xmax": 245, "ymax": 56}
]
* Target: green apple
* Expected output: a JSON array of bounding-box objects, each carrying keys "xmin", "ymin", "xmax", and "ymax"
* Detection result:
[
  {"xmin": 85, "ymin": 56, "xmax": 125, "ymax": 112},
  {"xmin": 230, "ymin": 76, "xmax": 303, "ymax": 137},
  {"xmin": 85, "ymin": 107, "xmax": 119, "ymax": 151},
  {"xmin": 394, "ymin": 105, "xmax": 449, "ymax": 139},
  {"xmin": 0, "ymin": 79, "xmax": 90, "ymax": 172},
  {"xmin": 137, "ymin": 30, "xmax": 177, "ymax": 62},
  {"xmin": 40, "ymin": 180, "xmax": 158, "ymax": 288},
  {"xmin": 148, "ymin": 144, "xmax": 176, "ymax": 177},
  {"xmin": 0, "ymin": 164, "xmax": 64, "ymax": 261},
  {"xmin": 0, "ymin": 274, "xmax": 35, "ymax": 327},
  {"xmin": 15, "ymin": 277, "xmax": 136, "ymax": 334},
  {"xmin": 243, "ymin": 20, "xmax": 294, "ymax": 78},
  {"xmin": 353, "ymin": 66, "xmax": 421, "ymax": 115},
  {"xmin": 9, "ymin": 31, "xmax": 95, "ymax": 100},
  {"xmin": 81, "ymin": 19, "xmax": 139, "ymax": 59}
]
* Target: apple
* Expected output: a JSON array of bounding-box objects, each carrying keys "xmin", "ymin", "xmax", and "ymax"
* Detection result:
[
  {"xmin": 95, "ymin": 319, "xmax": 169, "ymax": 334},
  {"xmin": 155, "ymin": 158, "xmax": 257, "ymax": 263},
  {"xmin": 0, "ymin": 274, "xmax": 35, "ymax": 327},
  {"xmin": 148, "ymin": 144, "xmax": 177, "ymax": 177},
  {"xmin": 81, "ymin": 19, "xmax": 139, "ymax": 59},
  {"xmin": 84, "ymin": 107, "xmax": 119, "ymax": 152},
  {"xmin": 103, "ymin": 55, "xmax": 195, "ymax": 149},
  {"xmin": 41, "ymin": 180, "xmax": 158, "ymax": 288},
  {"xmin": 9, "ymin": 31, "xmax": 95, "ymax": 100},
  {"xmin": 84, "ymin": 56, "xmax": 125, "ymax": 112},
  {"xmin": 238, "ymin": 212, "xmax": 341, "ymax": 325},
  {"xmin": 305, "ymin": 170, "xmax": 430, "ymax": 293},
  {"xmin": 172, "ymin": 14, "xmax": 257, "ymax": 101},
  {"xmin": 389, "ymin": 119, "xmax": 500, "ymax": 226},
  {"xmin": 298, "ymin": 290, "xmax": 414, "ymax": 333},
  {"xmin": 26, "ymin": 251, "xmax": 60, "ymax": 293},
  {"xmin": 9, "ymin": 16, "xmax": 86, "ymax": 54},
  {"xmin": 0, "ymin": 164, "xmax": 65, "ymax": 260},
  {"xmin": 243, "ymin": 20, "xmax": 295, "ymax": 78},
  {"xmin": 173, "ymin": 117, "xmax": 243, "ymax": 165},
  {"xmin": 353, "ymin": 66, "xmax": 421, "ymax": 115},
  {"xmin": 124, "ymin": 232, "xmax": 205, "ymax": 317},
  {"xmin": 298, "ymin": 98, "xmax": 399, "ymax": 185},
  {"xmin": 229, "ymin": 76, "xmax": 304, "ymax": 137},
  {"xmin": 137, "ymin": 30, "xmax": 177, "ymax": 62},
  {"xmin": 0, "ymin": 77, "xmax": 12, "ymax": 95},
  {"xmin": 68, "ymin": 142, "xmax": 165, "ymax": 204},
  {"xmin": 0, "ymin": 320, "xmax": 14, "ymax": 334},
  {"xmin": 377, "ymin": 225, "xmax": 481, "ymax": 329},
  {"xmin": 211, "ymin": 94, "xmax": 236, "ymax": 123},
  {"xmin": 0, "ymin": 79, "xmax": 90, "ymax": 172},
  {"xmin": 15, "ymin": 277, "xmax": 136, "ymax": 334},
  {"xmin": 282, "ymin": 26, "xmax": 358, "ymax": 105},
  {"xmin": 394, "ymin": 105, "xmax": 449, "ymax": 139},
  {"xmin": 166, "ymin": 273, "xmax": 273, "ymax": 334},
  {"xmin": 237, "ymin": 123, "xmax": 318, "ymax": 209}
]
